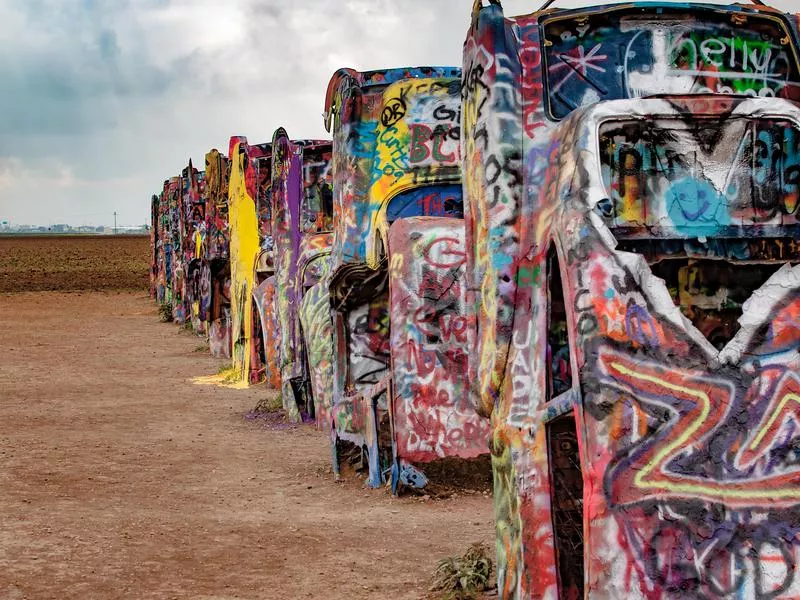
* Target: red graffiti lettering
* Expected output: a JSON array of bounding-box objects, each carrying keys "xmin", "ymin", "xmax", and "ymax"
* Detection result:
[
  {"xmin": 409, "ymin": 124, "xmax": 456, "ymax": 164},
  {"xmin": 422, "ymin": 236, "xmax": 466, "ymax": 269}
]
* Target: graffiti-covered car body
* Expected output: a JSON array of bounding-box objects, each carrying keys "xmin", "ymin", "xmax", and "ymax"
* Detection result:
[
  {"xmin": 462, "ymin": 1, "xmax": 800, "ymax": 598},
  {"xmin": 154, "ymin": 179, "xmax": 174, "ymax": 306},
  {"xmin": 325, "ymin": 67, "xmax": 490, "ymax": 489},
  {"xmin": 151, "ymin": 186, "xmax": 168, "ymax": 304},
  {"xmin": 180, "ymin": 162, "xmax": 207, "ymax": 334},
  {"xmin": 253, "ymin": 264, "xmax": 281, "ymax": 390},
  {"xmin": 227, "ymin": 136, "xmax": 273, "ymax": 385},
  {"xmin": 164, "ymin": 176, "xmax": 185, "ymax": 323},
  {"xmin": 270, "ymin": 130, "xmax": 333, "ymax": 421},
  {"xmin": 297, "ymin": 240, "xmax": 334, "ymax": 426},
  {"xmin": 150, "ymin": 192, "xmax": 160, "ymax": 300},
  {"xmin": 251, "ymin": 135, "xmax": 282, "ymax": 391},
  {"xmin": 203, "ymin": 148, "xmax": 233, "ymax": 359},
  {"xmin": 387, "ymin": 216, "xmax": 490, "ymax": 474},
  {"xmin": 153, "ymin": 179, "xmax": 176, "ymax": 306}
]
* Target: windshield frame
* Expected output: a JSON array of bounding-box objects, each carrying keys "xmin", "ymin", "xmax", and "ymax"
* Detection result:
[
  {"xmin": 539, "ymin": 5, "xmax": 800, "ymax": 122},
  {"xmin": 594, "ymin": 112, "xmax": 800, "ymax": 239}
]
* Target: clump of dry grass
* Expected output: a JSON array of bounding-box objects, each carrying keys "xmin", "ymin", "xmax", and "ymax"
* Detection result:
[
  {"xmin": 252, "ymin": 393, "xmax": 283, "ymax": 414},
  {"xmin": 430, "ymin": 543, "xmax": 493, "ymax": 599},
  {"xmin": 158, "ymin": 302, "xmax": 173, "ymax": 322}
]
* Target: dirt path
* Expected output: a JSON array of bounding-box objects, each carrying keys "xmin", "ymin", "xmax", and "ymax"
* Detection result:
[{"xmin": 0, "ymin": 291, "xmax": 493, "ymax": 599}]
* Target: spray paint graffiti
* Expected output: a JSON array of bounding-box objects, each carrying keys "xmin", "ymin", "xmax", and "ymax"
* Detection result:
[
  {"xmin": 462, "ymin": 0, "xmax": 525, "ymax": 421},
  {"xmin": 543, "ymin": 8, "xmax": 800, "ymax": 119},
  {"xmin": 388, "ymin": 217, "xmax": 491, "ymax": 465},
  {"xmin": 149, "ymin": 162, "xmax": 209, "ymax": 340},
  {"xmin": 252, "ymin": 150, "xmax": 281, "ymax": 390},
  {"xmin": 463, "ymin": 2, "xmax": 800, "ymax": 598},
  {"xmin": 150, "ymin": 193, "xmax": 160, "ymax": 300},
  {"xmin": 323, "ymin": 66, "xmax": 462, "ymax": 269},
  {"xmin": 203, "ymin": 148, "xmax": 231, "ymax": 261},
  {"xmin": 326, "ymin": 68, "xmax": 488, "ymax": 489},
  {"xmin": 165, "ymin": 176, "xmax": 185, "ymax": 324},
  {"xmin": 203, "ymin": 148, "xmax": 232, "ymax": 359},
  {"xmin": 599, "ymin": 114, "xmax": 800, "ymax": 235},
  {"xmin": 151, "ymin": 180, "xmax": 173, "ymax": 306},
  {"xmin": 270, "ymin": 130, "xmax": 333, "ymax": 421},
  {"xmin": 144, "ymin": 5, "xmax": 800, "ymax": 596},
  {"xmin": 227, "ymin": 137, "xmax": 271, "ymax": 385},
  {"xmin": 253, "ymin": 274, "xmax": 281, "ymax": 390},
  {"xmin": 179, "ymin": 162, "xmax": 207, "ymax": 334},
  {"xmin": 208, "ymin": 262, "xmax": 232, "ymax": 360},
  {"xmin": 298, "ymin": 252, "xmax": 334, "ymax": 429}
]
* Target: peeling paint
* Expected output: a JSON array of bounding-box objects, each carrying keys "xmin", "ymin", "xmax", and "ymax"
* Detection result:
[{"xmin": 463, "ymin": 2, "xmax": 800, "ymax": 597}]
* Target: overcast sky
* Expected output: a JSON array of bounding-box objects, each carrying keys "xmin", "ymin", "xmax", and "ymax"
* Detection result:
[{"xmin": 0, "ymin": 0, "xmax": 795, "ymax": 227}]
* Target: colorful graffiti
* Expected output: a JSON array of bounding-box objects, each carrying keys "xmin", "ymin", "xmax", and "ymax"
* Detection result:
[
  {"xmin": 463, "ymin": 2, "xmax": 800, "ymax": 598},
  {"xmin": 270, "ymin": 129, "xmax": 333, "ymax": 421},
  {"xmin": 165, "ymin": 176, "xmax": 185, "ymax": 324},
  {"xmin": 253, "ymin": 275, "xmax": 281, "ymax": 390},
  {"xmin": 323, "ymin": 66, "xmax": 462, "ymax": 269},
  {"xmin": 298, "ymin": 253, "xmax": 334, "ymax": 429},
  {"xmin": 252, "ymin": 150, "xmax": 281, "ymax": 391},
  {"xmin": 204, "ymin": 148, "xmax": 231, "ymax": 261},
  {"xmin": 150, "ymin": 192, "xmax": 160, "ymax": 300},
  {"xmin": 227, "ymin": 137, "xmax": 271, "ymax": 385},
  {"xmin": 148, "ymin": 161, "xmax": 210, "ymax": 342},
  {"xmin": 388, "ymin": 217, "xmax": 490, "ymax": 467},
  {"xmin": 143, "ymin": 3, "xmax": 800, "ymax": 597},
  {"xmin": 543, "ymin": 7, "xmax": 800, "ymax": 119},
  {"xmin": 203, "ymin": 148, "xmax": 232, "ymax": 359},
  {"xmin": 180, "ymin": 161, "xmax": 207, "ymax": 334},
  {"xmin": 325, "ymin": 68, "xmax": 489, "ymax": 489}
]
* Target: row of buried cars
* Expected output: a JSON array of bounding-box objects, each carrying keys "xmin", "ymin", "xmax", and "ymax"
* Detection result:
[
  {"xmin": 151, "ymin": 2, "xmax": 800, "ymax": 598},
  {"xmin": 152, "ymin": 72, "xmax": 485, "ymax": 485}
]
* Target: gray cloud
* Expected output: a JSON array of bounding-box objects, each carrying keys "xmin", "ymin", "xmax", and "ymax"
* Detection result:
[{"xmin": 0, "ymin": 0, "xmax": 797, "ymax": 227}]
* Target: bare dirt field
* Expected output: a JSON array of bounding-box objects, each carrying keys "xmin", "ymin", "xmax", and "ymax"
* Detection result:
[
  {"xmin": 0, "ymin": 235, "xmax": 150, "ymax": 293},
  {"xmin": 0, "ymin": 291, "xmax": 494, "ymax": 599}
]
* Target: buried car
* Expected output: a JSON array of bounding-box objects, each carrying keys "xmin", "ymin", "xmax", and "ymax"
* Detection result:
[
  {"xmin": 180, "ymin": 161, "xmax": 207, "ymax": 334},
  {"xmin": 462, "ymin": 1, "xmax": 800, "ymax": 597},
  {"xmin": 324, "ymin": 66, "xmax": 490, "ymax": 489},
  {"xmin": 203, "ymin": 148, "xmax": 233, "ymax": 359},
  {"xmin": 226, "ymin": 136, "xmax": 274, "ymax": 385},
  {"xmin": 269, "ymin": 130, "xmax": 334, "ymax": 422}
]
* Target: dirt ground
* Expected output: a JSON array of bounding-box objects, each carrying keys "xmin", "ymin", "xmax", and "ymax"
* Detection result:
[
  {"xmin": 0, "ymin": 235, "xmax": 150, "ymax": 293},
  {"xmin": 0, "ymin": 291, "xmax": 494, "ymax": 599}
]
